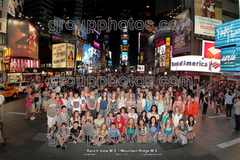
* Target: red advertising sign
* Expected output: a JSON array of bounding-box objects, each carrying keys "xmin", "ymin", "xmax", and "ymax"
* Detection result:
[
  {"xmin": 155, "ymin": 39, "xmax": 165, "ymax": 48},
  {"xmin": 202, "ymin": 40, "xmax": 221, "ymax": 60},
  {"xmin": 10, "ymin": 58, "xmax": 40, "ymax": 69},
  {"xmin": 8, "ymin": 19, "xmax": 39, "ymax": 59}
]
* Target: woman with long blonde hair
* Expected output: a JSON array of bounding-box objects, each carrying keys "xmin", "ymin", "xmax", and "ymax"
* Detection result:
[
  {"xmin": 145, "ymin": 91, "xmax": 155, "ymax": 112},
  {"xmin": 126, "ymin": 93, "xmax": 136, "ymax": 112},
  {"xmin": 162, "ymin": 117, "xmax": 175, "ymax": 142},
  {"xmin": 164, "ymin": 92, "xmax": 173, "ymax": 111},
  {"xmin": 117, "ymin": 90, "xmax": 127, "ymax": 111},
  {"xmin": 124, "ymin": 118, "xmax": 136, "ymax": 142}
]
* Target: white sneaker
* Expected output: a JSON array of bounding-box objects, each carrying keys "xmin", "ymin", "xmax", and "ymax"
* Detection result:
[
  {"xmin": 228, "ymin": 117, "xmax": 232, "ymax": 119},
  {"xmin": 50, "ymin": 131, "xmax": 54, "ymax": 135},
  {"xmin": 30, "ymin": 116, "xmax": 33, "ymax": 119},
  {"xmin": 46, "ymin": 133, "xmax": 50, "ymax": 139},
  {"xmin": 31, "ymin": 117, "xmax": 36, "ymax": 120}
]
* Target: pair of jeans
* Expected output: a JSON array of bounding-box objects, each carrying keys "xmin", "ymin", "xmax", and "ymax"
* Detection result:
[
  {"xmin": 235, "ymin": 114, "xmax": 240, "ymax": 130},
  {"xmin": 100, "ymin": 110, "xmax": 108, "ymax": 120},
  {"xmin": 216, "ymin": 104, "xmax": 223, "ymax": 114},
  {"xmin": 67, "ymin": 109, "xmax": 72, "ymax": 118},
  {"xmin": 226, "ymin": 104, "xmax": 233, "ymax": 118}
]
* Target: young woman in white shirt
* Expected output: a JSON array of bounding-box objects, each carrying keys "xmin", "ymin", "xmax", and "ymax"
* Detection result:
[
  {"xmin": 172, "ymin": 106, "xmax": 182, "ymax": 128},
  {"xmin": 136, "ymin": 92, "xmax": 146, "ymax": 115},
  {"xmin": 117, "ymin": 91, "xmax": 127, "ymax": 111}
]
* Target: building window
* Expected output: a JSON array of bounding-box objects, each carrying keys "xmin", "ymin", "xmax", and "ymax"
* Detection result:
[
  {"xmin": 46, "ymin": 63, "xmax": 51, "ymax": 68},
  {"xmin": 0, "ymin": 11, "xmax": 2, "ymax": 18},
  {"xmin": 0, "ymin": 0, "xmax": 3, "ymax": 7},
  {"xmin": 0, "ymin": 33, "xmax": 6, "ymax": 45},
  {"xmin": 41, "ymin": 64, "xmax": 45, "ymax": 68},
  {"xmin": 0, "ymin": 22, "xmax": 1, "ymax": 31}
]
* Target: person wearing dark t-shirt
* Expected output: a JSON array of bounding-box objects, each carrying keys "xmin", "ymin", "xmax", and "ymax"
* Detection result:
[{"xmin": 70, "ymin": 121, "xmax": 82, "ymax": 144}]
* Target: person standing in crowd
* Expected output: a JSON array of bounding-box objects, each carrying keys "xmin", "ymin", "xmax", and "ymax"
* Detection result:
[
  {"xmin": 94, "ymin": 113, "xmax": 104, "ymax": 130},
  {"xmin": 159, "ymin": 107, "xmax": 172, "ymax": 128},
  {"xmin": 116, "ymin": 87, "xmax": 121, "ymax": 98},
  {"xmin": 67, "ymin": 91, "xmax": 74, "ymax": 118},
  {"xmin": 135, "ymin": 87, "xmax": 141, "ymax": 102},
  {"xmin": 29, "ymin": 91, "xmax": 36, "ymax": 120},
  {"xmin": 0, "ymin": 90, "xmax": 5, "ymax": 123},
  {"xmin": 98, "ymin": 91, "xmax": 109, "ymax": 119},
  {"xmin": 70, "ymin": 111, "xmax": 81, "ymax": 126},
  {"xmin": 186, "ymin": 115, "xmax": 196, "ymax": 139},
  {"xmin": 157, "ymin": 94, "xmax": 164, "ymax": 114},
  {"xmin": 216, "ymin": 92, "xmax": 223, "ymax": 115},
  {"xmin": 145, "ymin": 91, "xmax": 155, "ymax": 112},
  {"xmin": 55, "ymin": 93, "xmax": 63, "ymax": 114},
  {"xmin": 126, "ymin": 93, "xmax": 136, "ymax": 112},
  {"xmin": 45, "ymin": 92, "xmax": 58, "ymax": 138},
  {"xmin": 164, "ymin": 92, "xmax": 173, "ymax": 112},
  {"xmin": 185, "ymin": 94, "xmax": 198, "ymax": 118},
  {"xmin": 94, "ymin": 88, "xmax": 100, "ymax": 99},
  {"xmin": 225, "ymin": 90, "xmax": 235, "ymax": 119},
  {"xmin": 42, "ymin": 87, "xmax": 48, "ymax": 110},
  {"xmin": 56, "ymin": 106, "xmax": 70, "ymax": 129},
  {"xmin": 199, "ymin": 86, "xmax": 205, "ymax": 105},
  {"xmin": 61, "ymin": 93, "xmax": 68, "ymax": 108},
  {"xmin": 87, "ymin": 90, "xmax": 98, "ymax": 119},
  {"xmin": 144, "ymin": 87, "xmax": 149, "ymax": 99},
  {"xmin": 117, "ymin": 91, "xmax": 127, "ymax": 111},
  {"xmin": 109, "ymin": 91, "xmax": 117, "ymax": 113},
  {"xmin": 173, "ymin": 95, "xmax": 185, "ymax": 116},
  {"xmin": 70, "ymin": 121, "xmax": 82, "ymax": 144},
  {"xmin": 84, "ymin": 86, "xmax": 90, "ymax": 97},
  {"xmin": 127, "ymin": 108, "xmax": 138, "ymax": 124},
  {"xmin": 136, "ymin": 92, "xmax": 146, "ymax": 115},
  {"xmin": 154, "ymin": 91, "xmax": 160, "ymax": 102},
  {"xmin": 172, "ymin": 106, "xmax": 182, "ymax": 128},
  {"xmin": 108, "ymin": 123, "xmax": 121, "ymax": 144},
  {"xmin": 81, "ymin": 111, "xmax": 93, "ymax": 124},
  {"xmin": 234, "ymin": 96, "xmax": 240, "ymax": 131},
  {"xmin": 53, "ymin": 83, "xmax": 61, "ymax": 94},
  {"xmin": 79, "ymin": 90, "xmax": 87, "ymax": 118},
  {"xmin": 35, "ymin": 89, "xmax": 42, "ymax": 114},
  {"xmin": 202, "ymin": 93, "xmax": 209, "ymax": 116},
  {"xmin": 139, "ymin": 110, "xmax": 149, "ymax": 124}
]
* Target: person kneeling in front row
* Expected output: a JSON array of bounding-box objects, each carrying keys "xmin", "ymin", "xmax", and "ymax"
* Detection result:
[
  {"xmin": 55, "ymin": 122, "xmax": 70, "ymax": 150},
  {"xmin": 70, "ymin": 121, "xmax": 82, "ymax": 144},
  {"xmin": 82, "ymin": 119, "xmax": 94, "ymax": 142},
  {"xmin": 175, "ymin": 119, "xmax": 188, "ymax": 145},
  {"xmin": 107, "ymin": 123, "xmax": 121, "ymax": 144}
]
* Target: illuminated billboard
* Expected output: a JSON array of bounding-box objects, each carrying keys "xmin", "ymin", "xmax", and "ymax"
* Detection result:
[
  {"xmin": 8, "ymin": 19, "xmax": 39, "ymax": 60},
  {"xmin": 122, "ymin": 52, "xmax": 128, "ymax": 62},
  {"xmin": 194, "ymin": 0, "xmax": 222, "ymax": 36},
  {"xmin": 122, "ymin": 39, "xmax": 128, "ymax": 44},
  {"xmin": 155, "ymin": 44, "xmax": 166, "ymax": 68}
]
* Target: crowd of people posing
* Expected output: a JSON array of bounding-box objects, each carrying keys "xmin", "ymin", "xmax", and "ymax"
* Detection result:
[{"xmin": 25, "ymin": 84, "xmax": 199, "ymax": 150}]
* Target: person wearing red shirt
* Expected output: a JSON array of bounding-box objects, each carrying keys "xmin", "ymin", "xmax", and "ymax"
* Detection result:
[
  {"xmin": 56, "ymin": 93, "xmax": 63, "ymax": 114},
  {"xmin": 113, "ymin": 113, "xmax": 125, "ymax": 134},
  {"xmin": 185, "ymin": 94, "xmax": 198, "ymax": 119}
]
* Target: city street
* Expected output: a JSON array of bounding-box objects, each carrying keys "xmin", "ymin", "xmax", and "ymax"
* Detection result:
[{"xmin": 0, "ymin": 95, "xmax": 240, "ymax": 160}]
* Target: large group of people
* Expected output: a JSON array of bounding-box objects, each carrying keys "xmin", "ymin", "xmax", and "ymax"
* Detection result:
[{"xmin": 21, "ymin": 78, "xmax": 240, "ymax": 150}]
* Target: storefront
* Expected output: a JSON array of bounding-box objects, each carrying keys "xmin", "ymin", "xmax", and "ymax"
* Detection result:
[{"xmin": 9, "ymin": 58, "xmax": 40, "ymax": 82}]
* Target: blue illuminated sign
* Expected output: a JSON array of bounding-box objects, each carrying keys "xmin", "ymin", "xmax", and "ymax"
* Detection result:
[
  {"xmin": 215, "ymin": 19, "xmax": 240, "ymax": 71},
  {"xmin": 122, "ymin": 39, "xmax": 128, "ymax": 44}
]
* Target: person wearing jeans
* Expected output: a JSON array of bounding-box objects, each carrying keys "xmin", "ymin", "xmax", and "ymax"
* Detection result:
[
  {"xmin": 234, "ymin": 96, "xmax": 240, "ymax": 130},
  {"xmin": 225, "ymin": 91, "xmax": 234, "ymax": 119},
  {"xmin": 98, "ymin": 91, "xmax": 109, "ymax": 120}
]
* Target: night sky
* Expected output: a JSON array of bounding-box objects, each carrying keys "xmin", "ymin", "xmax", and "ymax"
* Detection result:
[{"xmin": 100, "ymin": 0, "xmax": 155, "ymax": 67}]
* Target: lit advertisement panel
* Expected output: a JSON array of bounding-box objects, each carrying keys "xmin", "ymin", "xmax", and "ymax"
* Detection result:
[
  {"xmin": 52, "ymin": 43, "xmax": 67, "ymax": 68},
  {"xmin": 171, "ymin": 55, "xmax": 220, "ymax": 72},
  {"xmin": 122, "ymin": 52, "xmax": 128, "ymax": 62},
  {"xmin": 172, "ymin": 9, "xmax": 191, "ymax": 55},
  {"xmin": 8, "ymin": 19, "xmax": 39, "ymax": 59},
  {"xmin": 155, "ymin": 44, "xmax": 166, "ymax": 67},
  {"xmin": 194, "ymin": 0, "xmax": 222, "ymax": 36},
  {"xmin": 202, "ymin": 40, "xmax": 221, "ymax": 60},
  {"xmin": 122, "ymin": 39, "xmax": 128, "ymax": 44},
  {"xmin": 82, "ymin": 44, "xmax": 92, "ymax": 65},
  {"xmin": 215, "ymin": 19, "xmax": 240, "ymax": 71}
]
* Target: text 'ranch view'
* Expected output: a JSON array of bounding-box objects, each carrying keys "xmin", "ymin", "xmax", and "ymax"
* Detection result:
[{"xmin": 1, "ymin": 0, "xmax": 240, "ymax": 160}]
